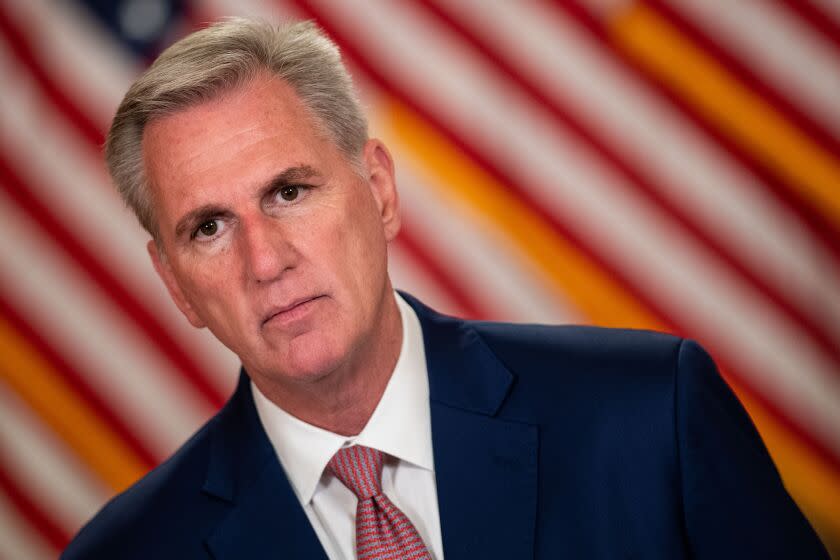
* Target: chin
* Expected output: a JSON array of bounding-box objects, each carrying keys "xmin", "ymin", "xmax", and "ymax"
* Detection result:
[{"xmin": 279, "ymin": 331, "xmax": 350, "ymax": 383}]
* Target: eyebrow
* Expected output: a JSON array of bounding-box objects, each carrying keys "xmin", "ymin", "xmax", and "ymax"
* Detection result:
[
  {"xmin": 172, "ymin": 165, "xmax": 321, "ymax": 240},
  {"xmin": 257, "ymin": 165, "xmax": 320, "ymax": 202},
  {"xmin": 174, "ymin": 205, "xmax": 231, "ymax": 240}
]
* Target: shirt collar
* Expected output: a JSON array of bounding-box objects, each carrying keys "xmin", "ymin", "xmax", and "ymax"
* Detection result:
[{"xmin": 252, "ymin": 292, "xmax": 433, "ymax": 506}]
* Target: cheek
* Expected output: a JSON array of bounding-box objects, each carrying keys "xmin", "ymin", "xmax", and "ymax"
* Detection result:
[
  {"xmin": 341, "ymin": 205, "xmax": 389, "ymax": 291},
  {"xmin": 175, "ymin": 259, "xmax": 238, "ymax": 314},
  {"xmin": 309, "ymin": 193, "xmax": 379, "ymax": 273}
]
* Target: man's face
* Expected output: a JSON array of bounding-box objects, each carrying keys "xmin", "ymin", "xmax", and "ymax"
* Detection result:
[{"xmin": 142, "ymin": 74, "xmax": 400, "ymax": 391}]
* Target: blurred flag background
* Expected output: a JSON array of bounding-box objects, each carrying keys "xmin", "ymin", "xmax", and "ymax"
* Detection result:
[{"xmin": 1, "ymin": 0, "xmax": 839, "ymax": 557}]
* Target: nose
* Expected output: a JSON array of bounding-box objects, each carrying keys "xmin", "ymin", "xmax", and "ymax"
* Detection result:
[{"xmin": 238, "ymin": 214, "xmax": 298, "ymax": 283}]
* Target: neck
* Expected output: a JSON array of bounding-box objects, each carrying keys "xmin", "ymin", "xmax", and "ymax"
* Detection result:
[{"xmin": 253, "ymin": 291, "xmax": 404, "ymax": 436}]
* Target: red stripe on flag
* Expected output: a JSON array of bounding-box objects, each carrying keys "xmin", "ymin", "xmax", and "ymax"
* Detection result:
[
  {"xmin": 557, "ymin": 2, "xmax": 840, "ymax": 255},
  {"xmin": 0, "ymin": 296, "xmax": 159, "ymax": 469},
  {"xmin": 418, "ymin": 0, "xmax": 840, "ymax": 370},
  {"xmin": 780, "ymin": 0, "xmax": 840, "ymax": 54},
  {"xmin": 647, "ymin": 0, "xmax": 840, "ymax": 156},
  {"xmin": 0, "ymin": 466, "xmax": 68, "ymax": 551},
  {"xmin": 395, "ymin": 231, "xmax": 488, "ymax": 321},
  {"xmin": 0, "ymin": 4, "xmax": 105, "ymax": 148},
  {"xmin": 714, "ymin": 360, "xmax": 840, "ymax": 479},
  {"xmin": 0, "ymin": 155, "xmax": 226, "ymax": 410}
]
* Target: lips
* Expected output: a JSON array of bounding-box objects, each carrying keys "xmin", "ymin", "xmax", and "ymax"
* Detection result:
[{"xmin": 261, "ymin": 295, "xmax": 323, "ymax": 327}]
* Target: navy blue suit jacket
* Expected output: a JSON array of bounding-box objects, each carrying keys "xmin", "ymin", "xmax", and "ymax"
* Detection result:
[{"xmin": 63, "ymin": 293, "xmax": 828, "ymax": 559}]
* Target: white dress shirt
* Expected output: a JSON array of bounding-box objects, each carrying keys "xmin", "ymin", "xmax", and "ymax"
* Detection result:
[{"xmin": 252, "ymin": 293, "xmax": 444, "ymax": 560}]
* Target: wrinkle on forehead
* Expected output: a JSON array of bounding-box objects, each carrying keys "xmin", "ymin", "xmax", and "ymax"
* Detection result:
[{"xmin": 142, "ymin": 74, "xmax": 314, "ymax": 177}]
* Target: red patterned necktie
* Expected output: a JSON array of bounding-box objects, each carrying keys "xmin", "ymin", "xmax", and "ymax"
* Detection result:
[{"xmin": 328, "ymin": 445, "xmax": 433, "ymax": 560}]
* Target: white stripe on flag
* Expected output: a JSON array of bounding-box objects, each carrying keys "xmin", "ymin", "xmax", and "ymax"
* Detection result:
[
  {"xmin": 389, "ymin": 130, "xmax": 581, "ymax": 324},
  {"xmin": 0, "ymin": 383, "xmax": 109, "ymax": 536},
  {"xmin": 0, "ymin": 486, "xmax": 57, "ymax": 560},
  {"xmin": 8, "ymin": 0, "xmax": 139, "ymax": 129},
  {"xmin": 0, "ymin": 37, "xmax": 240, "ymax": 396},
  {"xmin": 0, "ymin": 190, "xmax": 215, "ymax": 459},
  {"xmin": 427, "ymin": 0, "xmax": 840, "ymax": 341},
  {"xmin": 388, "ymin": 243, "xmax": 467, "ymax": 318},
  {"xmin": 667, "ymin": 0, "xmax": 840, "ymax": 140}
]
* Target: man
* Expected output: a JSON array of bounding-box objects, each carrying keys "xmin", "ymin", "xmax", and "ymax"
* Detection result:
[{"xmin": 63, "ymin": 18, "xmax": 828, "ymax": 560}]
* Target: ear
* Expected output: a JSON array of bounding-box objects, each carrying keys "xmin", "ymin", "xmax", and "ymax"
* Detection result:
[
  {"xmin": 362, "ymin": 139, "xmax": 401, "ymax": 242},
  {"xmin": 147, "ymin": 240, "xmax": 206, "ymax": 328}
]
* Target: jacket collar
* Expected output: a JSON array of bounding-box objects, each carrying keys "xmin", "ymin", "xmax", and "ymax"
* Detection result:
[
  {"xmin": 404, "ymin": 293, "xmax": 539, "ymax": 560},
  {"xmin": 201, "ymin": 292, "xmax": 537, "ymax": 560},
  {"xmin": 202, "ymin": 374, "xmax": 328, "ymax": 559}
]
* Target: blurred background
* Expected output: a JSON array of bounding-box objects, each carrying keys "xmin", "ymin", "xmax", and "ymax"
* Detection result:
[{"xmin": 1, "ymin": 0, "xmax": 839, "ymax": 557}]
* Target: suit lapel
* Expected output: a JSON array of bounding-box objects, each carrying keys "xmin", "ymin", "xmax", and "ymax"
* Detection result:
[
  {"xmin": 405, "ymin": 294, "xmax": 539, "ymax": 560},
  {"xmin": 202, "ymin": 374, "xmax": 328, "ymax": 560},
  {"xmin": 200, "ymin": 296, "xmax": 538, "ymax": 560}
]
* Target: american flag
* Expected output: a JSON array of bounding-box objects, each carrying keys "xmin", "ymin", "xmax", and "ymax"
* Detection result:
[{"xmin": 1, "ymin": 0, "xmax": 839, "ymax": 557}]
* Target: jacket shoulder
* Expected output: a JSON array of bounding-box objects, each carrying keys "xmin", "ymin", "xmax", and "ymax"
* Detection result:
[
  {"xmin": 472, "ymin": 321, "xmax": 684, "ymax": 382},
  {"xmin": 61, "ymin": 411, "xmax": 225, "ymax": 559},
  {"xmin": 467, "ymin": 321, "xmax": 693, "ymax": 435}
]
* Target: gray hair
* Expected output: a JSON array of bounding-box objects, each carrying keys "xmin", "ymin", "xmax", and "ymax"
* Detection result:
[{"xmin": 105, "ymin": 18, "xmax": 368, "ymax": 238}]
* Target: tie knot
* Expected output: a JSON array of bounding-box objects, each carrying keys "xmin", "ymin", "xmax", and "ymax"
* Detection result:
[{"xmin": 328, "ymin": 445, "xmax": 384, "ymax": 500}]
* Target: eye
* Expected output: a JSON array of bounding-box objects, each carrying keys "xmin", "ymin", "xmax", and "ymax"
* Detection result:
[
  {"xmin": 263, "ymin": 184, "xmax": 310, "ymax": 213},
  {"xmin": 193, "ymin": 219, "xmax": 224, "ymax": 240},
  {"xmin": 198, "ymin": 221, "xmax": 218, "ymax": 236},
  {"xmin": 279, "ymin": 185, "xmax": 300, "ymax": 201}
]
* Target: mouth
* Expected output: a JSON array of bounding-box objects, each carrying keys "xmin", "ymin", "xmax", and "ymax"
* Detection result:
[{"xmin": 261, "ymin": 295, "xmax": 325, "ymax": 327}]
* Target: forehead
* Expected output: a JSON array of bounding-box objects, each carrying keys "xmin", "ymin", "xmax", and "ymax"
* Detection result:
[{"xmin": 142, "ymin": 74, "xmax": 323, "ymax": 174}]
